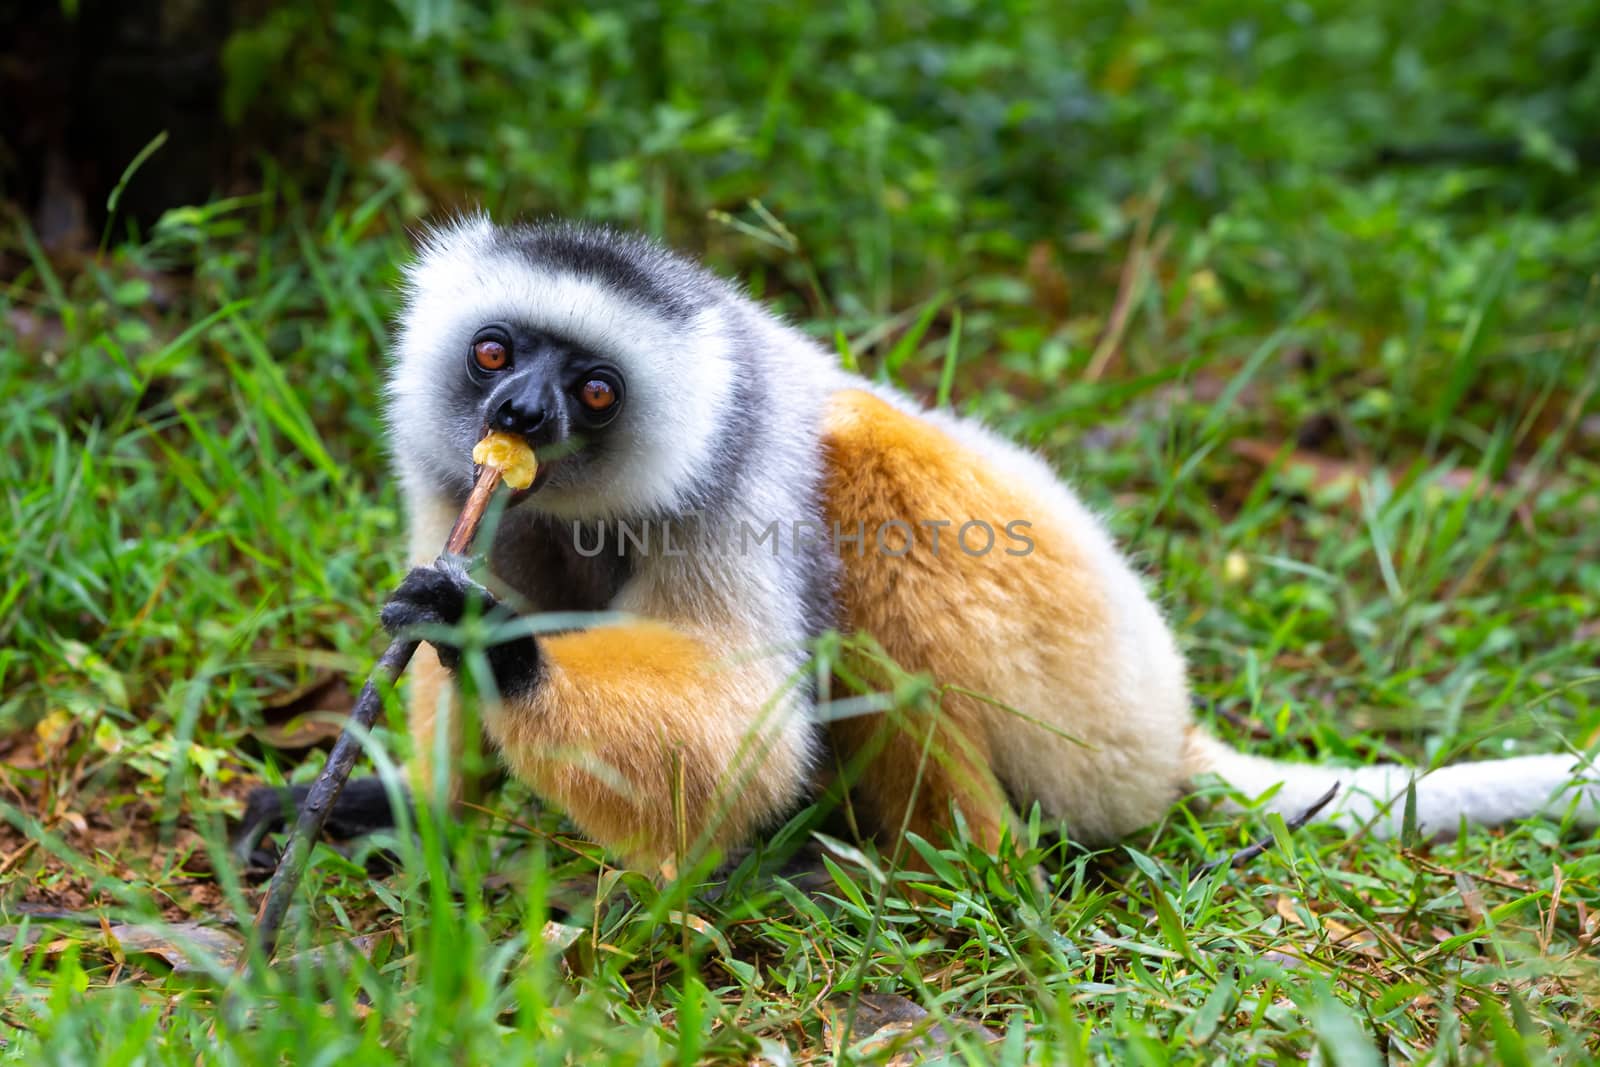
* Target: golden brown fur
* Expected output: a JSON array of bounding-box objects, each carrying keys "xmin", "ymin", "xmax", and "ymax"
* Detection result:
[
  {"xmin": 821, "ymin": 390, "xmax": 1123, "ymax": 854},
  {"xmin": 491, "ymin": 621, "xmax": 805, "ymax": 867}
]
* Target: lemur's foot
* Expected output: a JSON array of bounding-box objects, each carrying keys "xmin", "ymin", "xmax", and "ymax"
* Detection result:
[{"xmin": 233, "ymin": 778, "xmax": 409, "ymax": 879}]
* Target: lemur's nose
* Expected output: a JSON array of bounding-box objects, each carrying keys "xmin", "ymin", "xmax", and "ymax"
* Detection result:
[{"xmin": 492, "ymin": 395, "xmax": 548, "ymax": 438}]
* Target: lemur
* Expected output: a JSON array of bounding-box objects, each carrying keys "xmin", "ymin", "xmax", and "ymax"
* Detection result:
[{"xmin": 239, "ymin": 218, "xmax": 1599, "ymax": 872}]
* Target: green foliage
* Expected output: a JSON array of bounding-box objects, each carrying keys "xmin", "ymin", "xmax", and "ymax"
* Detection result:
[
  {"xmin": 2, "ymin": 0, "xmax": 1599, "ymax": 1061},
  {"xmin": 217, "ymin": 1, "xmax": 1600, "ymax": 312}
]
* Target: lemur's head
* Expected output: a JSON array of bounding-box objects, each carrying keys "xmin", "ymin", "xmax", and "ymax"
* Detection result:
[{"xmin": 388, "ymin": 217, "xmax": 749, "ymax": 520}]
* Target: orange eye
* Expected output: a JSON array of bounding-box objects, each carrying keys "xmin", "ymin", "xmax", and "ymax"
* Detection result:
[
  {"xmin": 473, "ymin": 339, "xmax": 509, "ymax": 371},
  {"xmin": 580, "ymin": 379, "xmax": 616, "ymax": 412}
]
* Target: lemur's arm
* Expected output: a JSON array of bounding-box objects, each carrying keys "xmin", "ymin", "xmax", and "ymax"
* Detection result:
[
  {"xmin": 401, "ymin": 492, "xmax": 470, "ymax": 807},
  {"xmin": 382, "ymin": 558, "xmax": 813, "ymax": 869}
]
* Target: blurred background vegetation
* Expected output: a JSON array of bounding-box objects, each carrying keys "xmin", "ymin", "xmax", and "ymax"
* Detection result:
[
  {"xmin": 3, "ymin": 1, "xmax": 1599, "ymax": 1060},
  {"xmin": 11, "ymin": 0, "xmax": 1600, "ymax": 346},
  {"xmin": 9, "ymin": 0, "xmax": 1600, "ymax": 419},
  {"xmin": 6, "ymin": 0, "xmax": 1597, "ymax": 715}
]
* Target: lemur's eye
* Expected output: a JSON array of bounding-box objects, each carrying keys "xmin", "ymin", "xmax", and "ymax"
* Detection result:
[
  {"xmin": 580, "ymin": 380, "xmax": 615, "ymax": 412},
  {"xmin": 575, "ymin": 370, "xmax": 623, "ymax": 425},
  {"xmin": 473, "ymin": 338, "xmax": 509, "ymax": 372}
]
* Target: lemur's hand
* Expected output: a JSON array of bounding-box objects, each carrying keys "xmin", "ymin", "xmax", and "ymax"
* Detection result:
[{"xmin": 380, "ymin": 556, "xmax": 541, "ymax": 695}]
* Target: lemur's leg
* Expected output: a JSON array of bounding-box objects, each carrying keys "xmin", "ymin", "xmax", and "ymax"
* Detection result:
[
  {"xmin": 381, "ymin": 559, "xmax": 812, "ymax": 870},
  {"xmin": 828, "ymin": 691, "xmax": 1010, "ymax": 856}
]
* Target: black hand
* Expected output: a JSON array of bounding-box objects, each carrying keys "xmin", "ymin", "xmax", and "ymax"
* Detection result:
[{"xmin": 379, "ymin": 555, "xmax": 542, "ymax": 697}]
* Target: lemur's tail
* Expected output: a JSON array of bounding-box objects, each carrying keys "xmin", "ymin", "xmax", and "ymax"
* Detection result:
[{"xmin": 1181, "ymin": 729, "xmax": 1600, "ymax": 838}]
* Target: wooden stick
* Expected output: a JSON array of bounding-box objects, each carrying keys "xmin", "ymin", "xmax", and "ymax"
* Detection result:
[
  {"xmin": 250, "ymin": 464, "xmax": 505, "ymax": 960},
  {"xmin": 1194, "ymin": 782, "xmax": 1341, "ymax": 878},
  {"xmin": 445, "ymin": 465, "xmax": 504, "ymax": 555}
]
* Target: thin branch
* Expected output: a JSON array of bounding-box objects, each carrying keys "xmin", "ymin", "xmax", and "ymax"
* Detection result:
[{"xmin": 1196, "ymin": 782, "xmax": 1341, "ymax": 877}]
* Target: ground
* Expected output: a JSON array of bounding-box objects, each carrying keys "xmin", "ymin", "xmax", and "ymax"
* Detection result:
[{"xmin": 2, "ymin": 1, "xmax": 1600, "ymax": 1061}]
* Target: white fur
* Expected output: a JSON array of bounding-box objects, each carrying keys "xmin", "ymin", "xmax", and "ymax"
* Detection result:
[{"xmin": 1187, "ymin": 731, "xmax": 1600, "ymax": 837}]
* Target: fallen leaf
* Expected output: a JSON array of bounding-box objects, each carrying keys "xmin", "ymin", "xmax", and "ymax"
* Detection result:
[
  {"xmin": 1223, "ymin": 551, "xmax": 1250, "ymax": 583},
  {"xmin": 107, "ymin": 922, "xmax": 244, "ymax": 973},
  {"xmin": 1455, "ymin": 872, "xmax": 1486, "ymax": 927},
  {"xmin": 18, "ymin": 916, "xmax": 245, "ymax": 975},
  {"xmin": 247, "ymin": 673, "xmax": 354, "ymax": 751},
  {"xmin": 1274, "ymin": 895, "xmax": 1380, "ymax": 957},
  {"xmin": 1025, "ymin": 240, "xmax": 1070, "ymax": 319},
  {"xmin": 275, "ymin": 932, "xmax": 391, "ymax": 975},
  {"xmin": 542, "ymin": 921, "xmax": 583, "ymax": 952},
  {"xmin": 1319, "ymin": 916, "xmax": 1382, "ymax": 958},
  {"xmin": 35, "ymin": 708, "xmax": 76, "ymax": 755},
  {"xmin": 824, "ymin": 992, "xmax": 1000, "ymax": 1064},
  {"xmin": 1260, "ymin": 947, "xmax": 1307, "ymax": 970},
  {"xmin": 0, "ymin": 926, "xmax": 46, "ymax": 949}
]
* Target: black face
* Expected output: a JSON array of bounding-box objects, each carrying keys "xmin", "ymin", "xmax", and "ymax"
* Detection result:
[{"xmin": 463, "ymin": 322, "xmax": 625, "ymax": 485}]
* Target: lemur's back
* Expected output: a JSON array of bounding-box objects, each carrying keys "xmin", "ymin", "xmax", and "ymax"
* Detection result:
[{"xmin": 818, "ymin": 387, "xmax": 1193, "ymax": 847}]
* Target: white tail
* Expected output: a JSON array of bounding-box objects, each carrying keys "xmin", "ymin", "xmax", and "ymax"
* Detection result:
[{"xmin": 1183, "ymin": 730, "xmax": 1600, "ymax": 839}]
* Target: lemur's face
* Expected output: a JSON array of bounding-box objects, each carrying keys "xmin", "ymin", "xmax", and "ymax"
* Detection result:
[
  {"xmin": 387, "ymin": 217, "xmax": 745, "ymax": 520},
  {"xmin": 458, "ymin": 319, "xmax": 625, "ymax": 498}
]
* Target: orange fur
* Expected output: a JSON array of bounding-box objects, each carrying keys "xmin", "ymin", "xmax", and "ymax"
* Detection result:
[
  {"xmin": 821, "ymin": 389, "xmax": 1116, "ymax": 850},
  {"xmin": 827, "ymin": 695, "xmax": 1009, "ymax": 854},
  {"xmin": 486, "ymin": 621, "xmax": 808, "ymax": 868}
]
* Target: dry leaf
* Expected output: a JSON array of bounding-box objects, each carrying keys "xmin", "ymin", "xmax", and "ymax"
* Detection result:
[
  {"xmin": 247, "ymin": 673, "xmax": 355, "ymax": 750},
  {"xmin": 8, "ymin": 917, "xmax": 244, "ymax": 973},
  {"xmin": 1274, "ymin": 894, "xmax": 1380, "ymax": 957},
  {"xmin": 824, "ymin": 992, "xmax": 1000, "ymax": 1064},
  {"xmin": 0, "ymin": 925, "xmax": 46, "ymax": 950},
  {"xmin": 275, "ymin": 932, "xmax": 391, "ymax": 974},
  {"xmin": 105, "ymin": 922, "xmax": 244, "ymax": 973},
  {"xmin": 35, "ymin": 708, "xmax": 76, "ymax": 755},
  {"xmin": 542, "ymin": 921, "xmax": 583, "ymax": 952},
  {"xmin": 1232, "ymin": 439, "xmax": 1506, "ymax": 505},
  {"xmin": 1261, "ymin": 947, "xmax": 1307, "ymax": 970}
]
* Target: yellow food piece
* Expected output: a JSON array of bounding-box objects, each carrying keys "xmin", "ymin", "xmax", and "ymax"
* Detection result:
[{"xmin": 472, "ymin": 432, "xmax": 538, "ymax": 489}]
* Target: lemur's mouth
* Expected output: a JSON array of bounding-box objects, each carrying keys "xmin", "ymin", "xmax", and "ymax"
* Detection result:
[
  {"xmin": 507, "ymin": 461, "xmax": 556, "ymax": 504},
  {"xmin": 495, "ymin": 434, "xmax": 585, "ymax": 506}
]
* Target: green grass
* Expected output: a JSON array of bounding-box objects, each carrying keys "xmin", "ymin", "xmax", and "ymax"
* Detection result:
[{"xmin": 4, "ymin": 0, "xmax": 1600, "ymax": 1061}]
